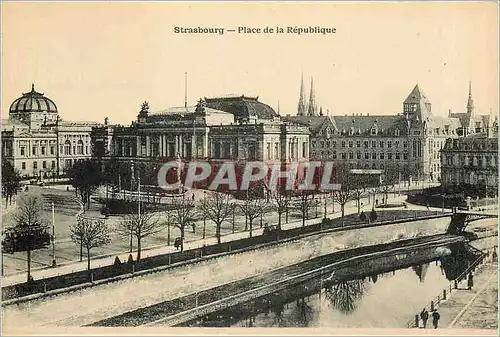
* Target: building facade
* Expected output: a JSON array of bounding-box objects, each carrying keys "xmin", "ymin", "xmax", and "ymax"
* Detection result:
[
  {"xmin": 102, "ymin": 96, "xmax": 310, "ymax": 187},
  {"xmin": 440, "ymin": 132, "xmax": 498, "ymax": 195},
  {"xmin": 1, "ymin": 85, "xmax": 101, "ymax": 178},
  {"xmin": 285, "ymin": 82, "xmax": 495, "ymax": 183}
]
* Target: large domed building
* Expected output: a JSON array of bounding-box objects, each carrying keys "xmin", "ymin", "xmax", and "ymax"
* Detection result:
[{"xmin": 2, "ymin": 85, "xmax": 102, "ymax": 179}]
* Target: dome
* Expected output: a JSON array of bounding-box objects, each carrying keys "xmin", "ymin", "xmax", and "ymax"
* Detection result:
[
  {"xmin": 204, "ymin": 95, "xmax": 278, "ymax": 120},
  {"xmin": 9, "ymin": 84, "xmax": 58, "ymax": 114}
]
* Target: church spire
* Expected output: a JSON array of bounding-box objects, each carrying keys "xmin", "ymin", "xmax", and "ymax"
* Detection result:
[
  {"xmin": 307, "ymin": 77, "xmax": 317, "ymax": 116},
  {"xmin": 297, "ymin": 73, "xmax": 307, "ymax": 116},
  {"xmin": 467, "ymin": 80, "xmax": 474, "ymax": 114}
]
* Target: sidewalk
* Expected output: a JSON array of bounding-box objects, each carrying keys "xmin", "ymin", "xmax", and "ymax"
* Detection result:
[
  {"xmin": 3, "ymin": 193, "xmax": 438, "ymax": 287},
  {"xmin": 416, "ymin": 256, "xmax": 498, "ymax": 330}
]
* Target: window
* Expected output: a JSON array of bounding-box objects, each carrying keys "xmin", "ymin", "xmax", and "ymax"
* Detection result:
[
  {"xmin": 332, "ymin": 151, "xmax": 337, "ymax": 159},
  {"xmin": 21, "ymin": 162, "xmax": 26, "ymax": 170},
  {"xmin": 380, "ymin": 152, "xmax": 385, "ymax": 160},
  {"xmin": 395, "ymin": 141, "xmax": 400, "ymax": 148},
  {"xmin": 50, "ymin": 146, "xmax": 55, "ymax": 155},
  {"xmin": 85, "ymin": 146, "xmax": 89, "ymax": 155},
  {"xmin": 341, "ymin": 152, "xmax": 346, "ymax": 160},
  {"xmin": 33, "ymin": 161, "xmax": 38, "ymax": 169},
  {"xmin": 32, "ymin": 146, "xmax": 37, "ymax": 156},
  {"xmin": 356, "ymin": 152, "xmax": 361, "ymax": 160},
  {"xmin": 372, "ymin": 153, "xmax": 377, "ymax": 160},
  {"xmin": 349, "ymin": 152, "xmax": 354, "ymax": 160},
  {"xmin": 403, "ymin": 153, "xmax": 408, "ymax": 160},
  {"xmin": 364, "ymin": 152, "xmax": 369, "ymax": 160},
  {"xmin": 42, "ymin": 161, "xmax": 47, "ymax": 169},
  {"xmin": 413, "ymin": 131, "xmax": 421, "ymax": 135},
  {"xmin": 395, "ymin": 153, "xmax": 401, "ymax": 160},
  {"xmin": 320, "ymin": 141, "xmax": 325, "ymax": 148},
  {"xmin": 387, "ymin": 141, "xmax": 392, "ymax": 148},
  {"xmin": 20, "ymin": 147, "xmax": 25, "ymax": 156},
  {"xmin": 388, "ymin": 153, "xmax": 393, "ymax": 160},
  {"xmin": 379, "ymin": 141, "xmax": 384, "ymax": 148},
  {"xmin": 349, "ymin": 128, "xmax": 354, "ymax": 136},
  {"xmin": 348, "ymin": 141, "xmax": 353, "ymax": 148},
  {"xmin": 312, "ymin": 141, "xmax": 317, "ymax": 148},
  {"xmin": 267, "ymin": 142, "xmax": 271, "ymax": 160},
  {"xmin": 356, "ymin": 141, "xmax": 361, "ymax": 148},
  {"xmin": 51, "ymin": 161, "xmax": 56, "ymax": 169},
  {"xmin": 41, "ymin": 147, "xmax": 46, "ymax": 155},
  {"xmin": 302, "ymin": 142, "xmax": 306, "ymax": 158},
  {"xmin": 326, "ymin": 141, "xmax": 331, "ymax": 147},
  {"xmin": 332, "ymin": 141, "xmax": 337, "ymax": 148},
  {"xmin": 364, "ymin": 141, "xmax": 369, "ymax": 148},
  {"xmin": 371, "ymin": 141, "xmax": 376, "ymax": 148},
  {"xmin": 341, "ymin": 141, "xmax": 346, "ymax": 148},
  {"xmin": 395, "ymin": 129, "xmax": 400, "ymax": 136},
  {"xmin": 403, "ymin": 141, "xmax": 408, "ymax": 148},
  {"xmin": 64, "ymin": 140, "xmax": 71, "ymax": 155},
  {"xmin": 371, "ymin": 128, "xmax": 377, "ymax": 136},
  {"xmin": 275, "ymin": 143, "xmax": 280, "ymax": 159}
]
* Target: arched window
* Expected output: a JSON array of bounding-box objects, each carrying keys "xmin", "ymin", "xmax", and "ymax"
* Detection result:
[
  {"xmin": 76, "ymin": 140, "xmax": 84, "ymax": 155},
  {"xmin": 64, "ymin": 140, "xmax": 71, "ymax": 155}
]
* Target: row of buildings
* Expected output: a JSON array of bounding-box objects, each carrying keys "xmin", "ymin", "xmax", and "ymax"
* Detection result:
[{"xmin": 1, "ymin": 81, "xmax": 497, "ymax": 194}]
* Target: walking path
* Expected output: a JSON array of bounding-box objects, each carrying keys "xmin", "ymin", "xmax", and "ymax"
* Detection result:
[
  {"xmin": 414, "ymin": 251, "xmax": 498, "ymax": 330},
  {"xmin": 2, "ymin": 194, "xmax": 446, "ymax": 287}
]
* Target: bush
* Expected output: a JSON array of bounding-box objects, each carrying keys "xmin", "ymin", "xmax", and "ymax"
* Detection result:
[{"xmin": 113, "ymin": 256, "xmax": 121, "ymax": 266}]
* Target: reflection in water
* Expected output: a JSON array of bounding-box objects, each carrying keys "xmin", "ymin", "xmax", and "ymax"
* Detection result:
[
  {"xmin": 324, "ymin": 279, "xmax": 365, "ymax": 314},
  {"xmin": 412, "ymin": 263, "xmax": 429, "ymax": 283},
  {"xmin": 178, "ymin": 243, "xmax": 480, "ymax": 328}
]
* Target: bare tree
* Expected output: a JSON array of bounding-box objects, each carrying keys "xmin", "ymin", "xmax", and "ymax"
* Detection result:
[
  {"xmin": 297, "ymin": 191, "xmax": 316, "ymax": 228},
  {"xmin": 271, "ymin": 182, "xmax": 290, "ymax": 231},
  {"xmin": 350, "ymin": 175, "xmax": 366, "ymax": 214},
  {"xmin": 240, "ymin": 186, "xmax": 267, "ymax": 238},
  {"xmin": 70, "ymin": 216, "xmax": 111, "ymax": 271},
  {"xmin": 169, "ymin": 196, "xmax": 197, "ymax": 252},
  {"xmin": 334, "ymin": 164, "xmax": 354, "ymax": 218},
  {"xmin": 199, "ymin": 192, "xmax": 233, "ymax": 244},
  {"xmin": 118, "ymin": 206, "xmax": 166, "ymax": 260},
  {"xmin": 10, "ymin": 193, "xmax": 49, "ymax": 282}
]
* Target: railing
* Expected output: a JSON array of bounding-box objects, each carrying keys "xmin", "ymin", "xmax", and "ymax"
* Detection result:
[{"xmin": 406, "ymin": 247, "xmax": 492, "ymax": 328}]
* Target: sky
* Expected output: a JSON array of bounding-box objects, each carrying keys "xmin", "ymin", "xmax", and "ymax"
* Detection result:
[{"xmin": 2, "ymin": 1, "xmax": 498, "ymax": 125}]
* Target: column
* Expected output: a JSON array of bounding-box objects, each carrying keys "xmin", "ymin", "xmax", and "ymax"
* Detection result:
[
  {"xmin": 175, "ymin": 135, "xmax": 179, "ymax": 156},
  {"xmin": 136, "ymin": 136, "xmax": 141, "ymax": 157},
  {"xmin": 179, "ymin": 135, "xmax": 184, "ymax": 157},
  {"xmin": 145, "ymin": 136, "xmax": 151, "ymax": 157}
]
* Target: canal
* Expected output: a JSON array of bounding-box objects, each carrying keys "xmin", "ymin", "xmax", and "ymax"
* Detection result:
[{"xmin": 176, "ymin": 242, "xmax": 481, "ymax": 328}]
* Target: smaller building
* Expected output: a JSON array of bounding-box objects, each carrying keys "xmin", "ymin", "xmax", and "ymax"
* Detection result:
[{"xmin": 441, "ymin": 129, "xmax": 498, "ymax": 197}]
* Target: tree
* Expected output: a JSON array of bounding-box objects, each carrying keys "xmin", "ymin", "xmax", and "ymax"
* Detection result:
[
  {"xmin": 70, "ymin": 216, "xmax": 110, "ymax": 271},
  {"xmin": 297, "ymin": 191, "xmax": 315, "ymax": 228},
  {"xmin": 334, "ymin": 164, "xmax": 354, "ymax": 218},
  {"xmin": 102, "ymin": 157, "xmax": 120, "ymax": 201},
  {"xmin": 169, "ymin": 196, "xmax": 197, "ymax": 252},
  {"xmin": 118, "ymin": 205, "xmax": 167, "ymax": 260},
  {"xmin": 350, "ymin": 175, "xmax": 366, "ymax": 214},
  {"xmin": 240, "ymin": 185, "xmax": 268, "ymax": 238},
  {"xmin": 9, "ymin": 193, "xmax": 50, "ymax": 282},
  {"xmin": 67, "ymin": 159, "xmax": 103, "ymax": 209},
  {"xmin": 271, "ymin": 183, "xmax": 291, "ymax": 231},
  {"xmin": 2, "ymin": 161, "xmax": 21, "ymax": 207},
  {"xmin": 325, "ymin": 279, "xmax": 365, "ymax": 314},
  {"xmin": 380, "ymin": 165, "xmax": 399, "ymax": 204},
  {"xmin": 199, "ymin": 192, "xmax": 233, "ymax": 244}
]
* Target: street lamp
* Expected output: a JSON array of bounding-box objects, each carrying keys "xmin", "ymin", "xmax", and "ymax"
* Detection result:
[
  {"xmin": 51, "ymin": 201, "xmax": 56, "ymax": 267},
  {"xmin": 203, "ymin": 191, "xmax": 206, "ymax": 239}
]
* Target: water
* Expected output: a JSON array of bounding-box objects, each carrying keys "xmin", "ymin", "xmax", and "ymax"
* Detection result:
[{"xmin": 178, "ymin": 243, "xmax": 480, "ymax": 328}]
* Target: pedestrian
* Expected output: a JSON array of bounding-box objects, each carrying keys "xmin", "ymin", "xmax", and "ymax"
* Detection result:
[
  {"xmin": 192, "ymin": 223, "xmax": 196, "ymax": 233},
  {"xmin": 420, "ymin": 308, "xmax": 429, "ymax": 328},
  {"xmin": 192, "ymin": 194, "xmax": 195, "ymax": 201},
  {"xmin": 426, "ymin": 202, "xmax": 430, "ymax": 210},
  {"xmin": 432, "ymin": 309, "xmax": 440, "ymax": 329},
  {"xmin": 492, "ymin": 248, "xmax": 497, "ymax": 262},
  {"xmin": 467, "ymin": 272, "xmax": 474, "ymax": 290}
]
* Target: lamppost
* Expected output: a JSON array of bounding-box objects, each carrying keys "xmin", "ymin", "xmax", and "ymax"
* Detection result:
[
  {"xmin": 407, "ymin": 119, "xmax": 412, "ymax": 195},
  {"xmin": 232, "ymin": 202, "xmax": 236, "ymax": 234},
  {"xmin": 51, "ymin": 201, "xmax": 56, "ymax": 267},
  {"xmin": 203, "ymin": 191, "xmax": 206, "ymax": 239}
]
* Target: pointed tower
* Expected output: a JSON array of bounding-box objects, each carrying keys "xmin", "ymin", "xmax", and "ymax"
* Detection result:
[
  {"xmin": 403, "ymin": 83, "xmax": 432, "ymax": 123},
  {"xmin": 307, "ymin": 77, "xmax": 317, "ymax": 116},
  {"xmin": 466, "ymin": 80, "xmax": 474, "ymax": 115},
  {"xmin": 297, "ymin": 73, "xmax": 307, "ymax": 116}
]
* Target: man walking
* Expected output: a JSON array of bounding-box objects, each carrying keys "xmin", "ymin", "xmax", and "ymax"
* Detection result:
[
  {"xmin": 432, "ymin": 309, "xmax": 440, "ymax": 329},
  {"xmin": 420, "ymin": 308, "xmax": 429, "ymax": 328},
  {"xmin": 467, "ymin": 272, "xmax": 474, "ymax": 290}
]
